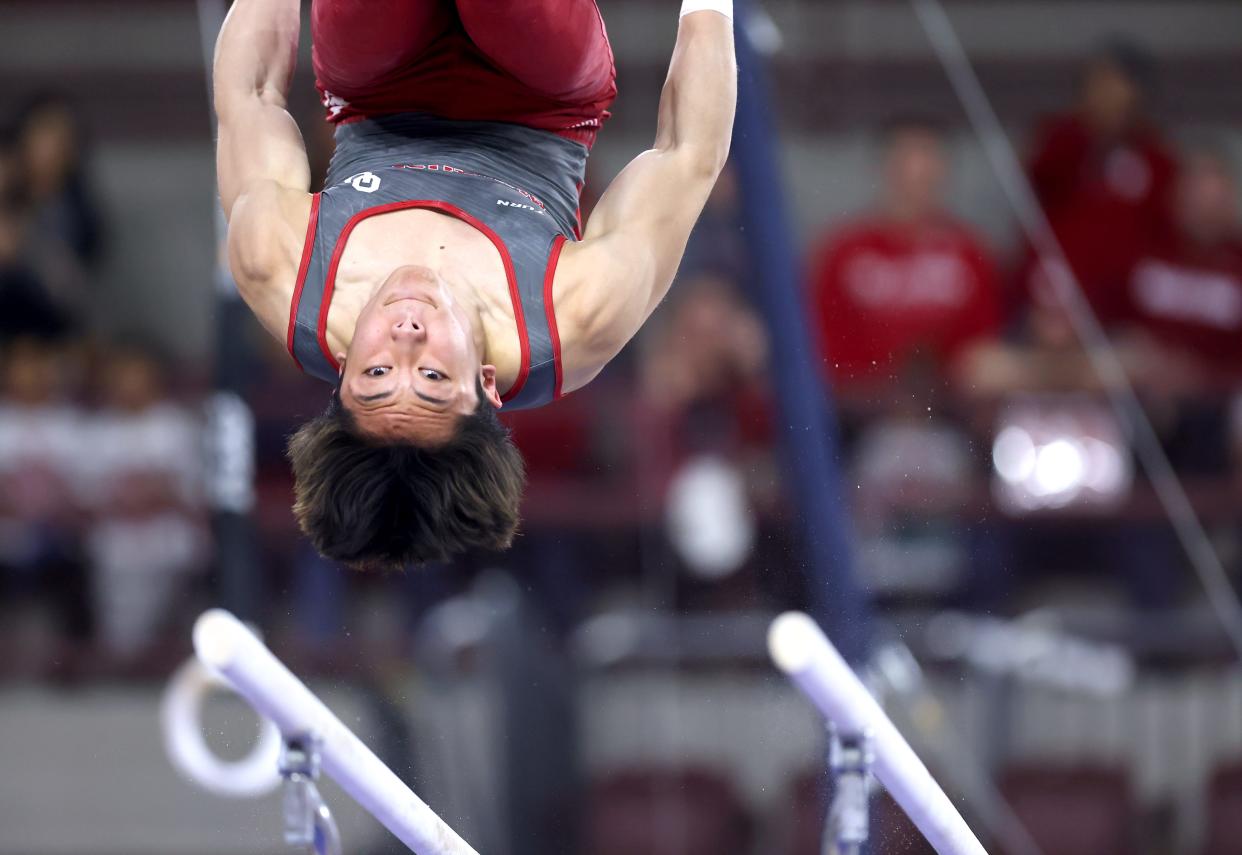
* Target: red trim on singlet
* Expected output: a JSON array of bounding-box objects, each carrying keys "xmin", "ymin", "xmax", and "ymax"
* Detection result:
[
  {"xmin": 542, "ymin": 235, "xmax": 567, "ymax": 399},
  {"xmin": 315, "ymin": 200, "xmax": 532, "ymax": 403},
  {"xmin": 573, "ymin": 180, "xmax": 584, "ymax": 240},
  {"xmin": 286, "ymin": 194, "xmax": 323, "ymax": 370}
]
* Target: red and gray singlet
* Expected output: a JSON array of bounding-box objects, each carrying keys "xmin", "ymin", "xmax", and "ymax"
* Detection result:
[{"xmin": 288, "ymin": 113, "xmax": 589, "ymax": 411}]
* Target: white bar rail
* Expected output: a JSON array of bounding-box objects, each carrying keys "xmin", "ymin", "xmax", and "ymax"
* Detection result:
[
  {"xmin": 768, "ymin": 612, "xmax": 989, "ymax": 855},
  {"xmin": 193, "ymin": 609, "xmax": 480, "ymax": 855}
]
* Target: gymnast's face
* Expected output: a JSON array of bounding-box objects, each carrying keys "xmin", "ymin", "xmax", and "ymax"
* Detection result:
[{"xmin": 338, "ymin": 265, "xmax": 502, "ymax": 445}]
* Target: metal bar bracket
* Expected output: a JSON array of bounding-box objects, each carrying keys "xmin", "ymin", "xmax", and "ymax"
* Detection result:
[
  {"xmin": 824, "ymin": 724, "xmax": 875, "ymax": 855},
  {"xmin": 279, "ymin": 735, "xmax": 342, "ymax": 855}
]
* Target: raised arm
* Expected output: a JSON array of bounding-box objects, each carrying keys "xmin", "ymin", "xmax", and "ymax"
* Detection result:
[
  {"xmin": 560, "ymin": 2, "xmax": 736, "ymax": 374},
  {"xmin": 213, "ymin": 0, "xmax": 311, "ymax": 218},
  {"xmin": 213, "ymin": 0, "xmax": 314, "ymax": 340}
]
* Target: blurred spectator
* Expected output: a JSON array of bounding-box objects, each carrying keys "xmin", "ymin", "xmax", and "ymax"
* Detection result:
[
  {"xmin": 956, "ymin": 285, "xmax": 1100, "ymax": 402},
  {"xmin": 0, "ymin": 128, "xmax": 17, "ymax": 197},
  {"xmin": 12, "ymin": 92, "xmax": 103, "ymax": 319},
  {"xmin": 1121, "ymin": 147, "xmax": 1242, "ymax": 392},
  {"xmin": 1023, "ymin": 39, "xmax": 1176, "ymax": 323},
  {"xmin": 641, "ymin": 273, "xmax": 766, "ymax": 409},
  {"xmin": 0, "ymin": 150, "xmax": 70, "ymax": 343},
  {"xmin": 1114, "ymin": 147, "xmax": 1242, "ymax": 475},
  {"xmin": 808, "ymin": 119, "xmax": 1001, "ymax": 401},
  {"xmin": 636, "ymin": 273, "xmax": 781, "ymax": 606},
  {"xmin": 984, "ymin": 146, "xmax": 1241, "ymax": 478},
  {"xmin": 81, "ymin": 342, "xmax": 206, "ymax": 658},
  {"xmin": 850, "ymin": 397, "xmax": 977, "ymax": 600},
  {"xmin": 0, "ymin": 337, "xmax": 91, "ymax": 651},
  {"xmin": 637, "ymin": 270, "xmax": 771, "ymax": 549}
]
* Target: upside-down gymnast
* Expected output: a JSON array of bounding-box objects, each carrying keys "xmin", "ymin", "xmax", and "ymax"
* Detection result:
[{"xmin": 214, "ymin": 0, "xmax": 737, "ymax": 568}]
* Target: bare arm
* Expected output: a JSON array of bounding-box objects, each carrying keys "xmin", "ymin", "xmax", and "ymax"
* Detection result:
[
  {"xmin": 561, "ymin": 9, "xmax": 736, "ymax": 373},
  {"xmin": 213, "ymin": 0, "xmax": 314, "ymax": 339},
  {"xmin": 213, "ymin": 0, "xmax": 311, "ymax": 217}
]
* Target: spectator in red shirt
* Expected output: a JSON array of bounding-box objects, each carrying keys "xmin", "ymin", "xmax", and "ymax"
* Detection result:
[
  {"xmin": 1023, "ymin": 39, "xmax": 1177, "ymax": 323},
  {"xmin": 809, "ymin": 119, "xmax": 1001, "ymax": 400},
  {"xmin": 1122, "ymin": 147, "xmax": 1242, "ymax": 390}
]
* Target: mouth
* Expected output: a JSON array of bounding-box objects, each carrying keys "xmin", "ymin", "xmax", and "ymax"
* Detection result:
[{"xmin": 384, "ymin": 293, "xmax": 437, "ymax": 309}]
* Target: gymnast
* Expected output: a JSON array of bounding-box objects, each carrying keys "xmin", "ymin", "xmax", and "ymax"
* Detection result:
[{"xmin": 214, "ymin": 0, "xmax": 736, "ymax": 568}]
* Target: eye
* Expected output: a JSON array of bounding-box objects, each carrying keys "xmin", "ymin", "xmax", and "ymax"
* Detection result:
[
  {"xmin": 420, "ymin": 368, "xmax": 446, "ymax": 381},
  {"xmin": 364, "ymin": 366, "xmax": 390, "ymax": 377}
]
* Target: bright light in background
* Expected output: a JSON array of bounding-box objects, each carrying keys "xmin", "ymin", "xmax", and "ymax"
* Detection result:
[
  {"xmin": 1031, "ymin": 438, "xmax": 1085, "ymax": 498},
  {"xmin": 992, "ymin": 425, "xmax": 1037, "ymax": 483},
  {"xmin": 991, "ymin": 402, "xmax": 1133, "ymax": 512},
  {"xmin": 1083, "ymin": 437, "xmax": 1126, "ymax": 493}
]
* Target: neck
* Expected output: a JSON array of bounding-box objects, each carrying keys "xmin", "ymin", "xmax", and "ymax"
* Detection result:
[
  {"xmin": 459, "ymin": 275, "xmax": 515, "ymax": 364},
  {"xmin": 1081, "ymin": 107, "xmax": 1138, "ymax": 141},
  {"xmin": 460, "ymin": 285, "xmax": 494, "ymax": 363},
  {"xmin": 884, "ymin": 198, "xmax": 936, "ymax": 226}
]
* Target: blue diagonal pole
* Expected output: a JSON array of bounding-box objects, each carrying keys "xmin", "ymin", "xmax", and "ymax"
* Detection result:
[{"xmin": 730, "ymin": 0, "xmax": 870, "ymax": 666}]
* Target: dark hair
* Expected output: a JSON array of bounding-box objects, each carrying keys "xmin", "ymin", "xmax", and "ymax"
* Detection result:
[
  {"xmin": 878, "ymin": 115, "xmax": 946, "ymax": 147},
  {"xmin": 13, "ymin": 91, "xmax": 79, "ymax": 137},
  {"xmin": 287, "ymin": 381, "xmax": 526, "ymax": 570},
  {"xmin": 1091, "ymin": 37, "xmax": 1157, "ymax": 92}
]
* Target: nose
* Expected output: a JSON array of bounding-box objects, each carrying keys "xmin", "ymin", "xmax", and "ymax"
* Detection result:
[{"xmin": 392, "ymin": 315, "xmax": 426, "ymax": 342}]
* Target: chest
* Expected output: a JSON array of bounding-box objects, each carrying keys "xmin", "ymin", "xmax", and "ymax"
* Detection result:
[
  {"xmin": 294, "ymin": 169, "xmax": 573, "ymax": 407},
  {"xmin": 333, "ymin": 209, "xmax": 509, "ymax": 308}
]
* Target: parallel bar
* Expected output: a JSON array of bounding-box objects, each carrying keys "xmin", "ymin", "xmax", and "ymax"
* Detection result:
[
  {"xmin": 769, "ymin": 612, "xmax": 989, "ymax": 855},
  {"xmin": 193, "ymin": 609, "xmax": 480, "ymax": 855}
]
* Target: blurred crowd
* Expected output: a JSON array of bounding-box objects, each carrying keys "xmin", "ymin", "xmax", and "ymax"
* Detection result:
[
  {"xmin": 2, "ymin": 38, "xmax": 1241, "ymax": 673},
  {"xmin": 0, "ymin": 94, "xmax": 207, "ymax": 671},
  {"xmin": 795, "ymin": 41, "xmax": 1240, "ymax": 618},
  {"xmin": 808, "ymin": 40, "xmax": 1242, "ymax": 617},
  {"xmin": 616, "ymin": 38, "xmax": 1242, "ymax": 623}
]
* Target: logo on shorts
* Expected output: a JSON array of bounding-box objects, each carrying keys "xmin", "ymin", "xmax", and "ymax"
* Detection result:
[{"xmin": 345, "ymin": 172, "xmax": 381, "ymax": 193}]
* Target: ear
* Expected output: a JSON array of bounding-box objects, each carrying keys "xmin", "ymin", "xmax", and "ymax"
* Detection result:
[
  {"xmin": 336, "ymin": 353, "xmax": 347, "ymax": 377},
  {"xmin": 479, "ymin": 364, "xmax": 503, "ymax": 409}
]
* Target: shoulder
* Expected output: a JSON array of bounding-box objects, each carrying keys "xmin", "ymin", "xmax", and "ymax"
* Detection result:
[
  {"xmin": 551, "ymin": 234, "xmax": 637, "ymax": 337},
  {"xmin": 547, "ymin": 234, "xmax": 650, "ymax": 385},
  {"xmin": 227, "ymin": 181, "xmax": 312, "ymax": 287},
  {"xmin": 938, "ymin": 217, "xmax": 993, "ymax": 254},
  {"xmin": 226, "ymin": 181, "xmax": 313, "ymax": 339}
]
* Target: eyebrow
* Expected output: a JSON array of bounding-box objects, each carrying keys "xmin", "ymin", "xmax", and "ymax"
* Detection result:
[
  {"xmin": 416, "ymin": 391, "xmax": 449, "ymax": 406},
  {"xmin": 356, "ymin": 390, "xmax": 394, "ymax": 404}
]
